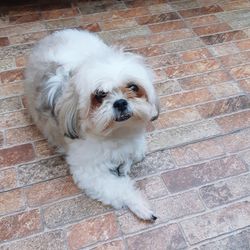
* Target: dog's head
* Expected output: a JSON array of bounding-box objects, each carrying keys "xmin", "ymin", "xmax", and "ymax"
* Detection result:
[{"xmin": 57, "ymin": 51, "xmax": 159, "ymax": 138}]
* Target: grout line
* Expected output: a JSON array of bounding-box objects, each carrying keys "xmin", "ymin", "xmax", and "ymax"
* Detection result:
[
  {"xmin": 120, "ymin": 196, "xmax": 250, "ymax": 239},
  {"xmin": 147, "ymin": 125, "xmax": 250, "ymax": 154},
  {"xmin": 148, "ymin": 108, "xmax": 250, "ymax": 136},
  {"xmin": 189, "ymin": 225, "xmax": 250, "ymax": 249},
  {"xmin": 135, "ymin": 158, "xmax": 250, "ymax": 193}
]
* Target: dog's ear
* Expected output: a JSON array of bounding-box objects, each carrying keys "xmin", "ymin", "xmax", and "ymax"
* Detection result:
[
  {"xmin": 57, "ymin": 84, "xmax": 79, "ymax": 139},
  {"xmin": 150, "ymin": 95, "xmax": 160, "ymax": 121},
  {"xmin": 41, "ymin": 78, "xmax": 62, "ymax": 116},
  {"xmin": 40, "ymin": 65, "xmax": 80, "ymax": 139},
  {"xmin": 143, "ymin": 65, "xmax": 160, "ymax": 121},
  {"xmin": 40, "ymin": 65, "xmax": 68, "ymax": 116}
]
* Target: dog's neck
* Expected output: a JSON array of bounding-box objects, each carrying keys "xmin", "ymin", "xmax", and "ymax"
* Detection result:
[{"xmin": 85, "ymin": 125, "xmax": 145, "ymax": 141}]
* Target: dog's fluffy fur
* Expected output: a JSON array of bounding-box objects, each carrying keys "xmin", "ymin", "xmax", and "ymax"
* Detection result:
[{"xmin": 25, "ymin": 29, "xmax": 159, "ymax": 220}]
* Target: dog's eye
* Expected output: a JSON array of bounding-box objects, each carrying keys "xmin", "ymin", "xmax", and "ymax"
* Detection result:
[
  {"xmin": 128, "ymin": 83, "xmax": 139, "ymax": 92},
  {"xmin": 95, "ymin": 90, "xmax": 107, "ymax": 103}
]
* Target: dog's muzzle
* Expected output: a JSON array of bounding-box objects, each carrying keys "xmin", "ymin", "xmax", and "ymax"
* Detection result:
[{"xmin": 113, "ymin": 99, "xmax": 132, "ymax": 122}]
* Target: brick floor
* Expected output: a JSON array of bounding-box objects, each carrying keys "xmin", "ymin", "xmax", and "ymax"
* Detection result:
[{"xmin": 0, "ymin": 0, "xmax": 250, "ymax": 249}]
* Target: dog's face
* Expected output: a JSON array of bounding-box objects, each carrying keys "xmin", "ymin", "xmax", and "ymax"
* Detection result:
[
  {"xmin": 61, "ymin": 51, "xmax": 159, "ymax": 138},
  {"xmin": 87, "ymin": 80, "xmax": 158, "ymax": 135}
]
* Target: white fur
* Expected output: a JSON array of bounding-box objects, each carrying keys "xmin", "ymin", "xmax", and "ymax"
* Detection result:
[{"xmin": 25, "ymin": 29, "xmax": 159, "ymax": 220}]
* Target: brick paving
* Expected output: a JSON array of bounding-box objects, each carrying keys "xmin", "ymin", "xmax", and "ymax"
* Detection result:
[{"xmin": 0, "ymin": 0, "xmax": 250, "ymax": 249}]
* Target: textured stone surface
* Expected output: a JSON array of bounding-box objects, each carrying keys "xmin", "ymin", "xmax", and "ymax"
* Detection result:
[
  {"xmin": 34, "ymin": 140, "xmax": 56, "ymax": 158},
  {"xmin": 45, "ymin": 18, "xmax": 78, "ymax": 30},
  {"xmin": 170, "ymin": 0, "xmax": 199, "ymax": 10},
  {"xmin": 100, "ymin": 18, "xmax": 137, "ymax": 31},
  {"xmin": 238, "ymin": 78, "xmax": 250, "ymax": 93},
  {"xmin": 149, "ymin": 20, "xmax": 186, "ymax": 33},
  {"xmin": 136, "ymin": 175, "xmax": 168, "ymax": 199},
  {"xmin": 0, "ymin": 58, "xmax": 15, "ymax": 72},
  {"xmin": 196, "ymin": 95, "xmax": 250, "ymax": 118},
  {"xmin": 0, "ymin": 83, "xmax": 24, "ymax": 99},
  {"xmin": 136, "ymin": 12, "xmax": 180, "ymax": 25},
  {"xmin": 160, "ymin": 88, "xmax": 213, "ymax": 110},
  {"xmin": 147, "ymin": 120, "xmax": 221, "ymax": 151},
  {"xmin": 199, "ymin": 228, "xmax": 250, "ymax": 250},
  {"xmin": 181, "ymin": 200, "xmax": 250, "ymax": 244},
  {"xmin": 146, "ymin": 53, "xmax": 182, "ymax": 68},
  {"xmin": 42, "ymin": 8, "xmax": 78, "ymax": 20},
  {"xmin": 18, "ymin": 156, "xmax": 69, "ymax": 186},
  {"xmin": 0, "ymin": 230, "xmax": 67, "ymax": 250},
  {"xmin": 162, "ymin": 156, "xmax": 247, "ymax": 192},
  {"xmin": 240, "ymin": 150, "xmax": 250, "ymax": 167},
  {"xmin": 209, "ymin": 82, "xmax": 241, "ymax": 98},
  {"xmin": 201, "ymin": 31, "xmax": 247, "ymax": 45},
  {"xmin": 0, "ymin": 168, "xmax": 17, "ymax": 192},
  {"xmin": 5, "ymin": 125, "xmax": 43, "ymax": 146},
  {"xmin": 126, "ymin": 224, "xmax": 187, "ymax": 250},
  {"xmin": 152, "ymin": 107, "xmax": 201, "ymax": 130},
  {"xmin": 178, "ymin": 70, "xmax": 232, "ymax": 90},
  {"xmin": 0, "ymin": 37, "xmax": 9, "ymax": 46},
  {"xmin": 0, "ymin": 209, "xmax": 42, "ymax": 242},
  {"xmin": 9, "ymin": 31, "xmax": 48, "ymax": 45},
  {"xmin": 209, "ymin": 43, "xmax": 240, "ymax": 57},
  {"xmin": 193, "ymin": 23, "xmax": 232, "ymax": 36},
  {"xmin": 230, "ymin": 64, "xmax": 250, "ymax": 79},
  {"xmin": 0, "ymin": 97, "xmax": 22, "ymax": 113},
  {"xmin": 0, "ymin": 23, "xmax": 46, "ymax": 37},
  {"xmin": 92, "ymin": 240, "xmax": 125, "ymax": 250},
  {"xmin": 237, "ymin": 38, "xmax": 250, "ymax": 51},
  {"xmin": 180, "ymin": 48, "xmax": 212, "ymax": 62},
  {"xmin": 43, "ymin": 194, "xmax": 112, "ymax": 228},
  {"xmin": 219, "ymin": 51, "xmax": 250, "ymax": 67},
  {"xmin": 67, "ymin": 213, "xmax": 119, "ymax": 249},
  {"xmin": 0, "ymin": 144, "xmax": 35, "ymax": 168},
  {"xmin": 179, "ymin": 5, "xmax": 223, "ymax": 18},
  {"xmin": 163, "ymin": 38, "xmax": 204, "ymax": 53},
  {"xmin": 0, "ymin": 132, "xmax": 3, "ymax": 148},
  {"xmin": 155, "ymin": 80, "xmax": 182, "ymax": 96},
  {"xmin": 0, "ymin": 68, "xmax": 24, "ymax": 84},
  {"xmin": 131, "ymin": 149, "xmax": 175, "ymax": 177},
  {"xmin": 221, "ymin": 128, "xmax": 250, "ymax": 153},
  {"xmin": 149, "ymin": 28, "xmax": 194, "ymax": 44},
  {"xmin": 0, "ymin": 44, "xmax": 33, "ymax": 60},
  {"xmin": 186, "ymin": 14, "xmax": 220, "ymax": 27},
  {"xmin": 0, "ymin": 110, "xmax": 32, "ymax": 129},
  {"xmin": 78, "ymin": 0, "xmax": 126, "ymax": 14},
  {"xmin": 216, "ymin": 110, "xmax": 250, "ymax": 133},
  {"xmin": 99, "ymin": 27, "xmax": 151, "ymax": 43},
  {"xmin": 200, "ymin": 173, "xmax": 250, "ymax": 208},
  {"xmin": 166, "ymin": 59, "xmax": 221, "ymax": 78},
  {"xmin": 0, "ymin": 189, "xmax": 25, "ymax": 215},
  {"xmin": 170, "ymin": 138, "xmax": 224, "ymax": 166},
  {"xmin": 25, "ymin": 176, "xmax": 80, "ymax": 206}
]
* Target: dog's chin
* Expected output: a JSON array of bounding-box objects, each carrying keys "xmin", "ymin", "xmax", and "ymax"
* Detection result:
[{"xmin": 115, "ymin": 112, "xmax": 132, "ymax": 122}]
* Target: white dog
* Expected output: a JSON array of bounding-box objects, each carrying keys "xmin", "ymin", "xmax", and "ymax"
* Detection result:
[{"xmin": 25, "ymin": 29, "xmax": 159, "ymax": 220}]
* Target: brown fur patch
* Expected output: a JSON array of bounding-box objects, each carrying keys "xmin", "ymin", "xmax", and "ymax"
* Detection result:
[
  {"xmin": 90, "ymin": 93, "xmax": 102, "ymax": 111},
  {"xmin": 120, "ymin": 84, "xmax": 148, "ymax": 100}
]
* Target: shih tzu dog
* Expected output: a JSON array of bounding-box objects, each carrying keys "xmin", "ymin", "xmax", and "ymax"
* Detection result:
[{"xmin": 25, "ymin": 29, "xmax": 159, "ymax": 221}]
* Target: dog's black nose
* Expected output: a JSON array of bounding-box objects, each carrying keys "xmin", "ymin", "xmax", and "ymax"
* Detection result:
[{"xmin": 113, "ymin": 99, "xmax": 128, "ymax": 112}]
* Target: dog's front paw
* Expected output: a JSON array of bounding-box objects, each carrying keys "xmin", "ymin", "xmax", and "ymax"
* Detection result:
[
  {"xmin": 133, "ymin": 153, "xmax": 146, "ymax": 165},
  {"xmin": 128, "ymin": 200, "xmax": 157, "ymax": 221}
]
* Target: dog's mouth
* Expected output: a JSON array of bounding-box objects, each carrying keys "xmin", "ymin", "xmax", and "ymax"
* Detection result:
[{"xmin": 115, "ymin": 112, "xmax": 132, "ymax": 122}]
